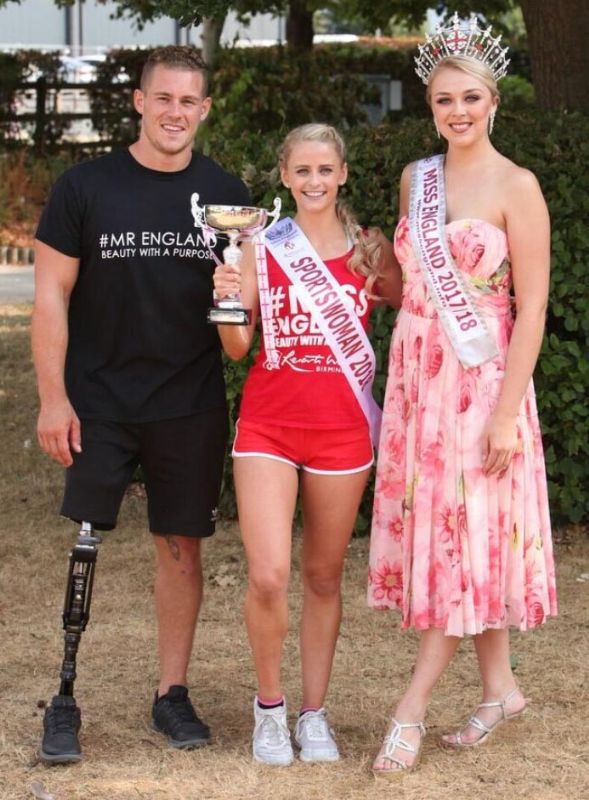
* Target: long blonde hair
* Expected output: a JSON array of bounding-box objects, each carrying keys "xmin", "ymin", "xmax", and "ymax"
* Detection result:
[{"xmin": 278, "ymin": 124, "xmax": 384, "ymax": 296}]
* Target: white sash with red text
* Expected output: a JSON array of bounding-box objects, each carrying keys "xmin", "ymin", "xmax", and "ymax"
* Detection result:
[
  {"xmin": 409, "ymin": 155, "xmax": 499, "ymax": 368},
  {"xmin": 261, "ymin": 217, "xmax": 382, "ymax": 446}
]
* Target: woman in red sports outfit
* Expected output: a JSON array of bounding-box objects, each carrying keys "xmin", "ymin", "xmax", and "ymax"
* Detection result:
[{"xmin": 213, "ymin": 124, "xmax": 400, "ymax": 766}]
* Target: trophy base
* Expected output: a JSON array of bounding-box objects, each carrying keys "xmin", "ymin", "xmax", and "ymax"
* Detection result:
[{"xmin": 207, "ymin": 306, "xmax": 252, "ymax": 326}]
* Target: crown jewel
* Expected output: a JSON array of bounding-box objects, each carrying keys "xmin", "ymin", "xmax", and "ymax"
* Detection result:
[{"xmin": 415, "ymin": 13, "xmax": 510, "ymax": 85}]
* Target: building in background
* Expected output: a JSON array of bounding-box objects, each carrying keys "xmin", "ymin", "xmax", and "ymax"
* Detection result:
[
  {"xmin": 0, "ymin": 0, "xmax": 283, "ymax": 53},
  {"xmin": 1, "ymin": 0, "xmax": 412, "ymax": 135}
]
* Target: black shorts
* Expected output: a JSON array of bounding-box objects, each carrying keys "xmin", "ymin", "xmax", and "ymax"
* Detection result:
[{"xmin": 61, "ymin": 410, "xmax": 229, "ymax": 537}]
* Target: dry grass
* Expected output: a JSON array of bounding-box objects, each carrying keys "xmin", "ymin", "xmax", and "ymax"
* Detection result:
[
  {"xmin": 1, "ymin": 306, "xmax": 588, "ymax": 800},
  {"xmin": 0, "ymin": 151, "xmax": 76, "ymax": 248}
]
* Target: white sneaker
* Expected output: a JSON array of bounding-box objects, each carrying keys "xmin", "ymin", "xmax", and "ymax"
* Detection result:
[
  {"xmin": 252, "ymin": 698, "xmax": 294, "ymax": 766},
  {"xmin": 294, "ymin": 708, "xmax": 340, "ymax": 762}
]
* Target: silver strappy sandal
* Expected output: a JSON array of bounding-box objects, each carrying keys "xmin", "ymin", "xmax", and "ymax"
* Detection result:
[
  {"xmin": 372, "ymin": 719, "xmax": 426, "ymax": 777},
  {"xmin": 441, "ymin": 687, "xmax": 527, "ymax": 748}
]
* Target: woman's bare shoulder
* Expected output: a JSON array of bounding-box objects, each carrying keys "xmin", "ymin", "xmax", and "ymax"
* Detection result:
[{"xmin": 497, "ymin": 156, "xmax": 541, "ymax": 192}]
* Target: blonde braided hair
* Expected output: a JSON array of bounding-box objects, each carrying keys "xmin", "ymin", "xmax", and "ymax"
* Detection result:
[{"xmin": 278, "ymin": 124, "xmax": 384, "ymax": 297}]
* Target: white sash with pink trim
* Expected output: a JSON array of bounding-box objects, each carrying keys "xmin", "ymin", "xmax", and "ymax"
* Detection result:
[
  {"xmin": 261, "ymin": 217, "xmax": 382, "ymax": 446},
  {"xmin": 409, "ymin": 155, "xmax": 499, "ymax": 367}
]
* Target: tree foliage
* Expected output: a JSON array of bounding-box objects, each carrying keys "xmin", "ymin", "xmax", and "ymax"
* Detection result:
[
  {"xmin": 0, "ymin": 0, "xmax": 517, "ymax": 31},
  {"xmin": 333, "ymin": 0, "xmax": 517, "ymax": 32},
  {"xmin": 64, "ymin": 0, "xmax": 278, "ymax": 26},
  {"xmin": 0, "ymin": 0, "xmax": 281, "ymax": 25}
]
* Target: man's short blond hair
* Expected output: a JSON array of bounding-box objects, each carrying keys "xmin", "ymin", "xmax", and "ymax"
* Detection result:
[{"xmin": 140, "ymin": 46, "xmax": 210, "ymax": 96}]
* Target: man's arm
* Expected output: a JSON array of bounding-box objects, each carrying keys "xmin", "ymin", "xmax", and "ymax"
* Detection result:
[{"xmin": 32, "ymin": 240, "xmax": 81, "ymax": 467}]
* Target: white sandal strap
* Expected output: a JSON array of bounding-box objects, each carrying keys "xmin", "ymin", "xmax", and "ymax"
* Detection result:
[
  {"xmin": 468, "ymin": 714, "xmax": 493, "ymax": 734},
  {"xmin": 477, "ymin": 688, "xmax": 520, "ymax": 720},
  {"xmin": 382, "ymin": 719, "xmax": 425, "ymax": 763},
  {"xmin": 448, "ymin": 689, "xmax": 524, "ymax": 746}
]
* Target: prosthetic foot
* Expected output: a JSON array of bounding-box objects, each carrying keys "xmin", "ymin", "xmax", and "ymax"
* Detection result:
[
  {"xmin": 41, "ymin": 695, "xmax": 82, "ymax": 763},
  {"xmin": 40, "ymin": 522, "xmax": 101, "ymax": 765}
]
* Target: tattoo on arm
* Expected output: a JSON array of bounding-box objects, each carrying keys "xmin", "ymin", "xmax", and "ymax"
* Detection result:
[{"xmin": 165, "ymin": 535, "xmax": 181, "ymax": 561}]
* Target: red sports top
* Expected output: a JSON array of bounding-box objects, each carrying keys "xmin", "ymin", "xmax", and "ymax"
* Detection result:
[{"xmin": 238, "ymin": 247, "xmax": 373, "ymax": 429}]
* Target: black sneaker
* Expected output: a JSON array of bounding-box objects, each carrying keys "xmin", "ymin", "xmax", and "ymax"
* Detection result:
[
  {"xmin": 151, "ymin": 685, "xmax": 210, "ymax": 748},
  {"xmin": 40, "ymin": 694, "xmax": 82, "ymax": 764}
]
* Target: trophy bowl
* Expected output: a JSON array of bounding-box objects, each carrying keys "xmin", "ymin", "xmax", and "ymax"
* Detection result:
[
  {"xmin": 191, "ymin": 195, "xmax": 282, "ymax": 326},
  {"xmin": 204, "ymin": 206, "xmax": 268, "ymax": 235}
]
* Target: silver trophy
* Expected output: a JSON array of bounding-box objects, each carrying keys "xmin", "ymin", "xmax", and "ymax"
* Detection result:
[{"xmin": 191, "ymin": 194, "xmax": 281, "ymax": 325}]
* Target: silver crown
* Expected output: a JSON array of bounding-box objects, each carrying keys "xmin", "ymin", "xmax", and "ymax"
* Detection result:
[{"xmin": 415, "ymin": 13, "xmax": 510, "ymax": 85}]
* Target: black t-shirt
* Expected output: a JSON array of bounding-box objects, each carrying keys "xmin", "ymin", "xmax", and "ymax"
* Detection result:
[{"xmin": 36, "ymin": 149, "xmax": 251, "ymax": 422}]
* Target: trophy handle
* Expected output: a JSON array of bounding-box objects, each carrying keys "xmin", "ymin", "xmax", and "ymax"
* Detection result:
[
  {"xmin": 191, "ymin": 192, "xmax": 217, "ymax": 247},
  {"xmin": 265, "ymin": 198, "xmax": 282, "ymax": 232},
  {"xmin": 190, "ymin": 192, "xmax": 204, "ymax": 227}
]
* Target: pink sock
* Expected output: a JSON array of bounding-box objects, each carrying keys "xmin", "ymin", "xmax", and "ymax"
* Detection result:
[{"xmin": 257, "ymin": 695, "xmax": 284, "ymax": 708}]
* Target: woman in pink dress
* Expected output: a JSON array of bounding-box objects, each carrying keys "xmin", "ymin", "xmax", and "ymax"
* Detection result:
[{"xmin": 369, "ymin": 15, "xmax": 557, "ymax": 775}]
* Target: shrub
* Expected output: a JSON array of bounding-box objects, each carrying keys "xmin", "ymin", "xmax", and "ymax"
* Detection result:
[
  {"xmin": 88, "ymin": 45, "xmax": 382, "ymax": 145},
  {"xmin": 499, "ymin": 75, "xmax": 536, "ymax": 113},
  {"xmin": 0, "ymin": 43, "xmax": 532, "ymax": 148},
  {"xmin": 0, "ymin": 149, "xmax": 76, "ymax": 239}
]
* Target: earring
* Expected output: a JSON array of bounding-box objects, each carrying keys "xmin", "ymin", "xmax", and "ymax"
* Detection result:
[
  {"xmin": 489, "ymin": 109, "xmax": 496, "ymax": 135},
  {"xmin": 434, "ymin": 119, "xmax": 440, "ymax": 139}
]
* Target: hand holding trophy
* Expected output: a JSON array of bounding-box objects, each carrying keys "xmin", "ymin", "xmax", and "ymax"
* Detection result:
[{"xmin": 191, "ymin": 194, "xmax": 281, "ymax": 325}]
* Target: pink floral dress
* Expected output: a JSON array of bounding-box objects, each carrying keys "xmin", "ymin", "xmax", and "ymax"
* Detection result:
[{"xmin": 368, "ymin": 216, "xmax": 557, "ymax": 636}]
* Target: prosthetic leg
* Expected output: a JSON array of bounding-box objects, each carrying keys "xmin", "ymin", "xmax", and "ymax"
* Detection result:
[{"xmin": 40, "ymin": 522, "xmax": 102, "ymax": 764}]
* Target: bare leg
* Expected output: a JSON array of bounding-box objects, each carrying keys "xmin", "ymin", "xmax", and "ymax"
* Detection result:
[
  {"xmin": 234, "ymin": 457, "xmax": 299, "ymax": 700},
  {"xmin": 442, "ymin": 629, "xmax": 526, "ymax": 745},
  {"xmin": 299, "ymin": 468, "xmax": 370, "ymax": 709},
  {"xmin": 475, "ymin": 628, "xmax": 522, "ymax": 698},
  {"xmin": 153, "ymin": 534, "xmax": 203, "ymax": 696},
  {"xmin": 373, "ymin": 628, "xmax": 460, "ymax": 771}
]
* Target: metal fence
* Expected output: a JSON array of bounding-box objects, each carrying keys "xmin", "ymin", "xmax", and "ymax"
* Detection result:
[{"xmin": 4, "ymin": 75, "xmax": 134, "ymax": 149}]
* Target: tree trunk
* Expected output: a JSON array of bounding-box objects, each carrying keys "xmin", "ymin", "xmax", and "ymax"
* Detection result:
[
  {"xmin": 201, "ymin": 15, "xmax": 226, "ymax": 68},
  {"xmin": 286, "ymin": 0, "xmax": 314, "ymax": 51},
  {"xmin": 520, "ymin": 0, "xmax": 589, "ymax": 112}
]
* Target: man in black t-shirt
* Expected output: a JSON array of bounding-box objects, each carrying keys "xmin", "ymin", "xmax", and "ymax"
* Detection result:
[{"xmin": 33, "ymin": 46, "xmax": 251, "ymax": 763}]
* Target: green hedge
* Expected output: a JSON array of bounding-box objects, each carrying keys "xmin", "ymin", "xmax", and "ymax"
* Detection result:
[
  {"xmin": 205, "ymin": 111, "xmax": 589, "ymax": 528},
  {"xmin": 85, "ymin": 44, "xmax": 414, "ymax": 143},
  {"xmin": 0, "ymin": 43, "xmax": 532, "ymax": 148},
  {"xmin": 90, "ymin": 42, "xmax": 532, "ymax": 139}
]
